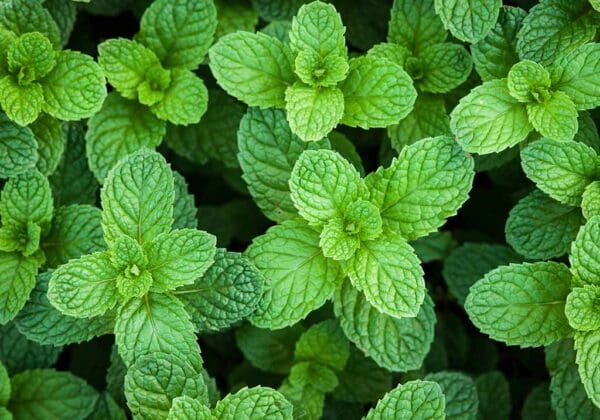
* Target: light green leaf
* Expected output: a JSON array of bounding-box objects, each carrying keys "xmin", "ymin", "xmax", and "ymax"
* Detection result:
[
  {"xmin": 442, "ymin": 242, "xmax": 522, "ymax": 305},
  {"xmin": 507, "ymin": 60, "xmax": 551, "ymax": 103},
  {"xmin": 237, "ymin": 107, "xmax": 330, "ymax": 223},
  {"xmin": 417, "ymin": 43, "xmax": 472, "ymax": 93},
  {"xmin": 506, "ymin": 189, "xmax": 584, "ymax": 260},
  {"xmin": 30, "ymin": 114, "xmax": 64, "ymax": 176},
  {"xmin": 0, "ymin": 323, "xmax": 61, "ymax": 375},
  {"xmin": 570, "ymin": 216, "xmax": 600, "ymax": 286},
  {"xmin": 339, "ymin": 56, "xmax": 416, "ymax": 129},
  {"xmin": 209, "ymin": 31, "xmax": 296, "ymax": 108},
  {"xmin": 16, "ymin": 271, "xmax": 114, "ymax": 346},
  {"xmin": 575, "ymin": 329, "xmax": 600, "ymax": 408},
  {"xmin": 86, "ymin": 93, "xmax": 166, "ymax": 182},
  {"xmin": 145, "ymin": 229, "xmax": 216, "ymax": 292},
  {"xmin": 516, "ymin": 0, "xmax": 597, "ymax": 66},
  {"xmin": 42, "ymin": 50, "xmax": 107, "ymax": 121},
  {"xmin": 0, "ymin": 75, "xmax": 43, "ymax": 126},
  {"xmin": 167, "ymin": 396, "xmax": 211, "ymax": 420},
  {"xmin": 115, "ymin": 292, "xmax": 200, "ymax": 367},
  {"xmin": 289, "ymin": 149, "xmax": 366, "ymax": 227},
  {"xmin": 110, "ymin": 234, "xmax": 147, "ymax": 271},
  {"xmin": 387, "ymin": 0, "xmax": 446, "ymax": 54},
  {"xmin": 365, "ymin": 380, "xmax": 445, "ymax": 420},
  {"xmin": 425, "ymin": 371, "xmax": 478, "ymax": 420},
  {"xmin": 137, "ymin": 0, "xmax": 216, "ymax": 70},
  {"xmin": 246, "ymin": 220, "xmax": 343, "ymax": 329},
  {"xmin": 294, "ymin": 50, "xmax": 348, "ymax": 88},
  {"xmin": 450, "ymin": 79, "xmax": 531, "ymax": 154},
  {"xmin": 289, "ymin": 1, "xmax": 346, "ymax": 59},
  {"xmin": 8, "ymin": 369, "xmax": 96, "ymax": 419},
  {"xmin": 213, "ymin": 386, "xmax": 293, "ymax": 420},
  {"xmin": 526, "ymin": 91, "xmax": 578, "ymax": 142},
  {"xmin": 1, "ymin": 169, "xmax": 52, "ymax": 228},
  {"xmin": 472, "ymin": 6, "xmax": 526, "ymax": 81},
  {"xmin": 47, "ymin": 251, "xmax": 119, "ymax": 318},
  {"xmin": 101, "ymin": 150, "xmax": 174, "ymax": 245},
  {"xmin": 367, "ymin": 136, "xmax": 474, "ymax": 240},
  {"xmin": 176, "ymin": 249, "xmax": 264, "ymax": 333},
  {"xmin": 344, "ymin": 235, "xmax": 424, "ymax": 318},
  {"xmin": 550, "ymin": 43, "xmax": 600, "ymax": 111},
  {"xmin": 319, "ymin": 217, "xmax": 360, "ymax": 261},
  {"xmin": 475, "ymin": 371, "xmax": 511, "ymax": 420},
  {"xmin": 582, "ymin": 181, "xmax": 600, "ymax": 220},
  {"xmin": 566, "ymin": 285, "xmax": 600, "ymax": 331},
  {"xmin": 0, "ymin": 113, "xmax": 37, "ymax": 178},
  {"xmin": 150, "ymin": 69, "xmax": 208, "ymax": 125},
  {"xmin": 465, "ymin": 261, "xmax": 573, "ymax": 347},
  {"xmin": 521, "ymin": 138, "xmax": 598, "ymax": 206},
  {"xmin": 7, "ymin": 32, "xmax": 56, "ymax": 82},
  {"xmin": 334, "ymin": 278, "xmax": 435, "ymax": 371},
  {"xmin": 0, "ymin": 0, "xmax": 61, "ymax": 47},
  {"xmin": 434, "ymin": 0, "xmax": 501, "ymax": 43},
  {"xmin": 294, "ymin": 319, "xmax": 349, "ymax": 371},
  {"xmin": 124, "ymin": 351, "xmax": 207, "ymax": 419}
]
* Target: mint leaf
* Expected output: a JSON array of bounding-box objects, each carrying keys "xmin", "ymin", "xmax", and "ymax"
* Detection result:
[
  {"xmin": 0, "ymin": 169, "xmax": 52, "ymax": 228},
  {"xmin": 0, "ymin": 75, "xmax": 44, "ymax": 126},
  {"xmin": 7, "ymin": 32, "xmax": 56, "ymax": 82},
  {"xmin": 0, "ymin": 323, "xmax": 61, "ymax": 375},
  {"xmin": 475, "ymin": 371, "xmax": 511, "ymax": 420},
  {"xmin": 213, "ymin": 386, "xmax": 293, "ymax": 420},
  {"xmin": 86, "ymin": 93, "xmax": 166, "ymax": 182},
  {"xmin": 507, "ymin": 60, "xmax": 551, "ymax": 103},
  {"xmin": 0, "ymin": 252, "xmax": 37, "ymax": 325},
  {"xmin": 425, "ymin": 371, "xmax": 479, "ymax": 420},
  {"xmin": 365, "ymin": 380, "xmax": 445, "ymax": 420},
  {"xmin": 570, "ymin": 216, "xmax": 600, "ymax": 286},
  {"xmin": 150, "ymin": 69, "xmax": 208, "ymax": 125},
  {"xmin": 575, "ymin": 330, "xmax": 600, "ymax": 408},
  {"xmin": 246, "ymin": 220, "xmax": 343, "ymax": 329},
  {"xmin": 0, "ymin": 113, "xmax": 37, "ymax": 178},
  {"xmin": 0, "ymin": 360, "xmax": 8, "ymax": 407},
  {"xmin": 0, "ymin": 0, "xmax": 61, "ymax": 48},
  {"xmin": 136, "ymin": 0, "xmax": 217, "ymax": 70},
  {"xmin": 176, "ymin": 249, "xmax": 264, "ymax": 333},
  {"xmin": 172, "ymin": 172, "xmax": 197, "ymax": 230},
  {"xmin": 294, "ymin": 319, "xmax": 349, "ymax": 372},
  {"xmin": 416, "ymin": 43, "xmax": 472, "ymax": 94},
  {"xmin": 583, "ymin": 181, "xmax": 600, "ymax": 220},
  {"xmin": 526, "ymin": 90, "xmax": 578, "ymax": 142},
  {"xmin": 450, "ymin": 79, "xmax": 531, "ymax": 154},
  {"xmin": 388, "ymin": 0, "xmax": 446, "ymax": 54},
  {"xmin": 167, "ymin": 395, "xmax": 211, "ymax": 419},
  {"xmin": 101, "ymin": 150, "xmax": 174, "ymax": 245},
  {"xmin": 209, "ymin": 32, "xmax": 296, "ymax": 108},
  {"xmin": 334, "ymin": 279, "xmax": 435, "ymax": 371},
  {"xmin": 465, "ymin": 261, "xmax": 573, "ymax": 347},
  {"xmin": 434, "ymin": 0, "xmax": 501, "ymax": 43},
  {"xmin": 566, "ymin": 285, "xmax": 600, "ymax": 331},
  {"xmin": 30, "ymin": 114, "xmax": 64, "ymax": 176},
  {"xmin": 339, "ymin": 56, "xmax": 416, "ymax": 129}
]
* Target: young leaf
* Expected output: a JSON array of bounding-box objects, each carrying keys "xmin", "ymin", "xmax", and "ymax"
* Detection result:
[
  {"xmin": 507, "ymin": 60, "xmax": 551, "ymax": 103},
  {"xmin": 526, "ymin": 91, "xmax": 578, "ymax": 142},
  {"xmin": 566, "ymin": 285, "xmax": 600, "ymax": 331},
  {"xmin": 149, "ymin": 69, "xmax": 208, "ymax": 125},
  {"xmin": 465, "ymin": 262, "xmax": 573, "ymax": 347},
  {"xmin": 365, "ymin": 380, "xmax": 445, "ymax": 420},
  {"xmin": 289, "ymin": 1, "xmax": 346, "ymax": 59},
  {"xmin": 434, "ymin": 0, "xmax": 501, "ymax": 43}
]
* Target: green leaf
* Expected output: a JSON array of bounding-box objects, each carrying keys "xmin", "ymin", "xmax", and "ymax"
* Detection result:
[
  {"xmin": 7, "ymin": 32, "xmax": 56, "ymax": 82},
  {"xmin": 145, "ymin": 229, "xmax": 216, "ymax": 292},
  {"xmin": 550, "ymin": 43, "xmax": 600, "ymax": 111},
  {"xmin": 209, "ymin": 32, "xmax": 296, "ymax": 108},
  {"xmin": 0, "ymin": 0, "xmax": 61, "ymax": 48},
  {"xmin": 176, "ymin": 249, "xmax": 264, "ymax": 333},
  {"xmin": 442, "ymin": 242, "xmax": 522, "ymax": 305},
  {"xmin": 0, "ymin": 75, "xmax": 44, "ymax": 126},
  {"xmin": 516, "ymin": 0, "xmax": 597, "ymax": 66},
  {"xmin": 294, "ymin": 50, "xmax": 348, "ymax": 88},
  {"xmin": 0, "ymin": 113, "xmax": 37, "ymax": 178},
  {"xmin": 110, "ymin": 234, "xmax": 147, "ymax": 271},
  {"xmin": 30, "ymin": 114, "xmax": 64, "ymax": 176},
  {"xmin": 570, "ymin": 216, "xmax": 600, "ymax": 286},
  {"xmin": 172, "ymin": 172, "xmax": 197, "ymax": 230},
  {"xmin": 344, "ymin": 235, "xmax": 424, "ymax": 318},
  {"xmin": 167, "ymin": 395, "xmax": 211, "ymax": 420},
  {"xmin": 245, "ymin": 220, "xmax": 343, "ymax": 329},
  {"xmin": 387, "ymin": 94, "xmax": 450, "ymax": 152},
  {"xmin": 566, "ymin": 285, "xmax": 600, "ymax": 331},
  {"xmin": 136, "ymin": 0, "xmax": 216, "ymax": 70},
  {"xmin": 289, "ymin": 1, "xmax": 346, "ymax": 59},
  {"xmin": 387, "ymin": 0, "xmax": 446, "ymax": 55},
  {"xmin": 450, "ymin": 79, "xmax": 531, "ymax": 154},
  {"xmin": 471, "ymin": 6, "xmax": 526, "ymax": 81},
  {"xmin": 43, "ymin": 0, "xmax": 76, "ymax": 47},
  {"xmin": 41, "ymin": 50, "xmax": 107, "ymax": 121},
  {"xmin": 575, "ymin": 329, "xmax": 600, "ymax": 408},
  {"xmin": 287, "ymin": 361, "xmax": 338, "ymax": 393},
  {"xmin": 521, "ymin": 138, "xmax": 598, "ymax": 206},
  {"xmin": 235, "ymin": 324, "xmax": 304, "ymax": 374},
  {"xmin": 87, "ymin": 392, "xmax": 127, "ymax": 420},
  {"xmin": 582, "ymin": 181, "xmax": 600, "ymax": 220},
  {"xmin": 284, "ymin": 83, "xmax": 344, "ymax": 142},
  {"xmin": 0, "ymin": 169, "xmax": 53, "ymax": 228},
  {"xmin": 8, "ymin": 369, "xmax": 97, "ymax": 419},
  {"xmin": 213, "ymin": 386, "xmax": 293, "ymax": 420},
  {"xmin": 434, "ymin": 0, "xmax": 501, "ymax": 43},
  {"xmin": 0, "ymin": 323, "xmax": 61, "ymax": 375},
  {"xmin": 0, "ymin": 362, "xmax": 8, "ymax": 407},
  {"xmin": 101, "ymin": 150, "xmax": 174, "ymax": 245},
  {"xmin": 115, "ymin": 292, "xmax": 200, "ymax": 367},
  {"xmin": 251, "ymin": 0, "xmax": 303, "ymax": 21},
  {"xmin": 124, "ymin": 351, "xmax": 207, "ymax": 419},
  {"xmin": 521, "ymin": 382, "xmax": 554, "ymax": 419},
  {"xmin": 339, "ymin": 55, "xmax": 416, "ymax": 129},
  {"xmin": 526, "ymin": 91, "xmax": 578, "ymax": 142},
  {"xmin": 278, "ymin": 380, "xmax": 323, "ymax": 420},
  {"xmin": 294, "ymin": 319, "xmax": 349, "ymax": 371},
  {"xmin": 465, "ymin": 261, "xmax": 573, "ymax": 347},
  {"xmin": 47, "ymin": 251, "xmax": 119, "ymax": 318},
  {"xmin": 214, "ymin": 0, "xmax": 259, "ymax": 40},
  {"xmin": 260, "ymin": 20, "xmax": 292, "ymax": 42},
  {"xmin": 16, "ymin": 271, "xmax": 114, "ymax": 346},
  {"xmin": 475, "ymin": 371, "xmax": 511, "ymax": 420},
  {"xmin": 289, "ymin": 149, "xmax": 366, "ymax": 227},
  {"xmin": 150, "ymin": 69, "xmax": 208, "ymax": 125},
  {"xmin": 367, "ymin": 136, "xmax": 474, "ymax": 240},
  {"xmin": 411, "ymin": 231, "xmax": 457, "ymax": 263},
  {"xmin": 86, "ymin": 93, "xmax": 166, "ymax": 182},
  {"xmin": 319, "ymin": 218, "xmax": 359, "ymax": 261},
  {"xmin": 507, "ymin": 60, "xmax": 551, "ymax": 103},
  {"xmin": 238, "ymin": 107, "xmax": 330, "ymax": 222},
  {"xmin": 417, "ymin": 43, "xmax": 472, "ymax": 93},
  {"xmin": 506, "ymin": 189, "xmax": 584, "ymax": 260},
  {"xmin": 425, "ymin": 371, "xmax": 478, "ymax": 420},
  {"xmin": 365, "ymin": 380, "xmax": 445, "ymax": 420},
  {"xmin": 42, "ymin": 205, "xmax": 104, "ymax": 268},
  {"xmin": 334, "ymin": 278, "xmax": 435, "ymax": 371}
]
